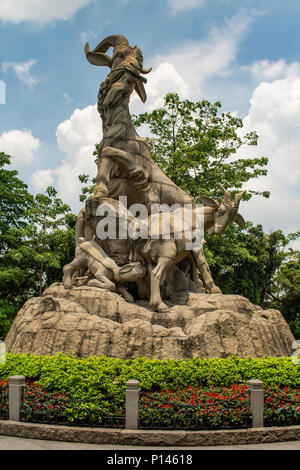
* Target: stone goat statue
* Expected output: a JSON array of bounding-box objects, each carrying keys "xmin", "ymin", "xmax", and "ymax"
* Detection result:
[
  {"xmin": 83, "ymin": 35, "xmax": 226, "ymax": 295},
  {"xmin": 62, "ymin": 35, "xmax": 247, "ymax": 308}
]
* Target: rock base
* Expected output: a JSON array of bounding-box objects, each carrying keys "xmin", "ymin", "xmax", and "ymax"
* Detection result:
[{"xmin": 5, "ymin": 283, "xmax": 294, "ymax": 359}]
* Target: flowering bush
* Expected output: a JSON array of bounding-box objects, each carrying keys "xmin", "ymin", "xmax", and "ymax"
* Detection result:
[
  {"xmin": 264, "ymin": 386, "xmax": 300, "ymax": 427},
  {"xmin": 21, "ymin": 380, "xmax": 123, "ymax": 426},
  {"xmin": 139, "ymin": 384, "xmax": 300, "ymax": 430},
  {"xmin": 139, "ymin": 384, "xmax": 251, "ymax": 429},
  {"xmin": 21, "ymin": 381, "xmax": 70, "ymax": 423},
  {"xmin": 0, "ymin": 379, "xmax": 8, "ymax": 418}
]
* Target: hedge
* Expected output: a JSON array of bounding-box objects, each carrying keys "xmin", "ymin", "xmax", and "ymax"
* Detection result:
[{"xmin": 0, "ymin": 353, "xmax": 299, "ymax": 402}]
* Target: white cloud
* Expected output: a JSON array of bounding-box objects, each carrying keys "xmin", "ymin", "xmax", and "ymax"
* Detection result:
[
  {"xmin": 236, "ymin": 71, "xmax": 300, "ymax": 234},
  {"xmin": 2, "ymin": 59, "xmax": 39, "ymax": 87},
  {"xmin": 290, "ymin": 239, "xmax": 300, "ymax": 251},
  {"xmin": 0, "ymin": 80, "xmax": 6, "ymax": 104},
  {"xmin": 0, "ymin": 129, "xmax": 40, "ymax": 166},
  {"xmin": 31, "ymin": 169, "xmax": 54, "ymax": 191},
  {"xmin": 130, "ymin": 62, "xmax": 190, "ymax": 114},
  {"xmin": 243, "ymin": 59, "xmax": 300, "ymax": 81},
  {"xmin": 31, "ymin": 105, "xmax": 101, "ymax": 212},
  {"xmin": 167, "ymin": 0, "xmax": 205, "ymax": 13},
  {"xmin": 138, "ymin": 10, "xmax": 252, "ymax": 108},
  {"xmin": 0, "ymin": 0, "xmax": 92, "ymax": 24},
  {"xmin": 244, "ymin": 59, "xmax": 287, "ymax": 80}
]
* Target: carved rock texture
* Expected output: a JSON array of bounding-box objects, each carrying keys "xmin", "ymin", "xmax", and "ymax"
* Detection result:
[{"xmin": 5, "ymin": 283, "xmax": 294, "ymax": 359}]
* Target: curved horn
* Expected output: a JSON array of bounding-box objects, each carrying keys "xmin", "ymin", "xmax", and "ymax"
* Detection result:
[
  {"xmin": 84, "ymin": 43, "xmax": 112, "ymax": 67},
  {"xmin": 234, "ymin": 190, "xmax": 246, "ymax": 206},
  {"xmin": 92, "ymin": 35, "xmax": 129, "ymax": 53},
  {"xmin": 141, "ymin": 67, "xmax": 152, "ymax": 74},
  {"xmin": 218, "ymin": 183, "xmax": 231, "ymax": 202}
]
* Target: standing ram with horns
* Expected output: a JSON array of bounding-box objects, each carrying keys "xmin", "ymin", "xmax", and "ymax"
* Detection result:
[{"xmin": 84, "ymin": 34, "xmax": 194, "ymax": 209}]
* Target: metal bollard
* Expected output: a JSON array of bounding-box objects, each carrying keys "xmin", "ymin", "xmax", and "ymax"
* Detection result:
[
  {"xmin": 125, "ymin": 380, "xmax": 139, "ymax": 430},
  {"xmin": 248, "ymin": 379, "xmax": 264, "ymax": 428},
  {"xmin": 9, "ymin": 375, "xmax": 25, "ymax": 421}
]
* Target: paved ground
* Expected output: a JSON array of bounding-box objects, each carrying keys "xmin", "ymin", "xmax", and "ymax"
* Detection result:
[{"xmin": 0, "ymin": 435, "xmax": 299, "ymax": 450}]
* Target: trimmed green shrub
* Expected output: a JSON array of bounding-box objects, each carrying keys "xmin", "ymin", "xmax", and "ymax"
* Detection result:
[{"xmin": 0, "ymin": 354, "xmax": 299, "ymax": 400}]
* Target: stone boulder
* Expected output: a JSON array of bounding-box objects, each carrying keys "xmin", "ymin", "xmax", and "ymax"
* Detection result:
[{"xmin": 5, "ymin": 283, "xmax": 294, "ymax": 359}]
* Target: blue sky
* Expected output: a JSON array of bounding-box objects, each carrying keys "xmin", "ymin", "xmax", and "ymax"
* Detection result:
[{"xmin": 0, "ymin": 0, "xmax": 300, "ymax": 243}]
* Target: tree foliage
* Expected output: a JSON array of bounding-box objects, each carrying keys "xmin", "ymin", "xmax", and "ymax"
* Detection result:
[
  {"xmin": 0, "ymin": 153, "xmax": 34, "ymax": 337},
  {"xmin": 0, "ymin": 156, "xmax": 75, "ymax": 338},
  {"xmin": 132, "ymin": 93, "xmax": 270, "ymax": 202},
  {"xmin": 8, "ymin": 186, "xmax": 76, "ymax": 297},
  {"xmin": 205, "ymin": 224, "xmax": 298, "ymax": 308},
  {"xmin": 270, "ymin": 249, "xmax": 300, "ymax": 324}
]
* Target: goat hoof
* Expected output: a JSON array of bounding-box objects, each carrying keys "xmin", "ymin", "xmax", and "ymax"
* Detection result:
[
  {"xmin": 157, "ymin": 302, "xmax": 169, "ymax": 313},
  {"xmin": 62, "ymin": 277, "xmax": 72, "ymax": 290},
  {"xmin": 209, "ymin": 286, "xmax": 222, "ymax": 294},
  {"xmin": 150, "ymin": 301, "xmax": 169, "ymax": 312}
]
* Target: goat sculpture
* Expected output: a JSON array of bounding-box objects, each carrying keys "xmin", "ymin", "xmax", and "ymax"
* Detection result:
[
  {"xmin": 139, "ymin": 184, "xmax": 246, "ymax": 311},
  {"xmin": 83, "ymin": 35, "xmax": 224, "ymax": 294},
  {"xmin": 62, "ymin": 35, "xmax": 247, "ymax": 307}
]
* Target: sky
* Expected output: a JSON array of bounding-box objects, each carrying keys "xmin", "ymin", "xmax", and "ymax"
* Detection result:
[{"xmin": 0, "ymin": 0, "xmax": 300, "ymax": 247}]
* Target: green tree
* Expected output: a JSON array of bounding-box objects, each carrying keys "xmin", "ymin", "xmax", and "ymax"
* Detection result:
[
  {"xmin": 205, "ymin": 224, "xmax": 296, "ymax": 307},
  {"xmin": 0, "ymin": 153, "xmax": 34, "ymax": 338},
  {"xmin": 0, "ymin": 153, "xmax": 76, "ymax": 338},
  {"xmin": 132, "ymin": 92, "xmax": 269, "ymax": 202},
  {"xmin": 289, "ymin": 318, "xmax": 300, "ymax": 339},
  {"xmin": 8, "ymin": 186, "xmax": 76, "ymax": 297},
  {"xmin": 0, "ymin": 152, "xmax": 33, "ymax": 249},
  {"xmin": 270, "ymin": 249, "xmax": 300, "ymax": 324}
]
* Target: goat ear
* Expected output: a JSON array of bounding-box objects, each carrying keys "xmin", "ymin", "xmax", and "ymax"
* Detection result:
[
  {"xmin": 199, "ymin": 196, "xmax": 219, "ymax": 208},
  {"xmin": 234, "ymin": 213, "xmax": 245, "ymax": 228},
  {"xmin": 135, "ymin": 81, "xmax": 147, "ymax": 103}
]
